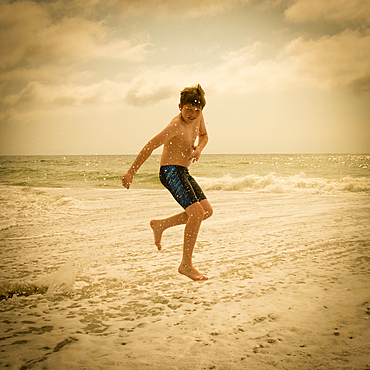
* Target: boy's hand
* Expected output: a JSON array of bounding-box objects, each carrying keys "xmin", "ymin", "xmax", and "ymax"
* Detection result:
[
  {"xmin": 122, "ymin": 172, "xmax": 133, "ymax": 189},
  {"xmin": 189, "ymin": 146, "xmax": 202, "ymax": 163}
]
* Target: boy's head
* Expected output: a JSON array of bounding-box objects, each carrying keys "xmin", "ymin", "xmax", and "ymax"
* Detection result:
[{"xmin": 180, "ymin": 84, "xmax": 206, "ymax": 109}]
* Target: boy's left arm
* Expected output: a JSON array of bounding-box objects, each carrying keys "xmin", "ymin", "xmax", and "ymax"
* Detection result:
[{"xmin": 190, "ymin": 114, "xmax": 208, "ymax": 163}]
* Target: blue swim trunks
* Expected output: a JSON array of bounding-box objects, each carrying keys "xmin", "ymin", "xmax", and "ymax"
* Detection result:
[{"xmin": 159, "ymin": 165, "xmax": 207, "ymax": 210}]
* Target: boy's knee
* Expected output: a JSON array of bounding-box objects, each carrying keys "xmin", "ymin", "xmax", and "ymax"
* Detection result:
[
  {"xmin": 204, "ymin": 206, "xmax": 213, "ymax": 220},
  {"xmin": 200, "ymin": 200, "xmax": 213, "ymax": 220},
  {"xmin": 186, "ymin": 203, "xmax": 205, "ymax": 220}
]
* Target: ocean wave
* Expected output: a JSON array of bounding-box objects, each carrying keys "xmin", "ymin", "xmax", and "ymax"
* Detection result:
[{"xmin": 197, "ymin": 173, "xmax": 370, "ymax": 194}]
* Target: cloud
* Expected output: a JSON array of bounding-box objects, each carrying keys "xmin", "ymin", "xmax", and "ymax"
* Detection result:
[
  {"xmin": 47, "ymin": 0, "xmax": 118, "ymax": 19},
  {"xmin": 2, "ymin": 80, "xmax": 129, "ymax": 107},
  {"xmin": 121, "ymin": 65, "xmax": 198, "ymax": 106},
  {"xmin": 1, "ymin": 0, "xmax": 369, "ymax": 125},
  {"xmin": 0, "ymin": 1, "xmax": 149, "ymax": 69},
  {"xmin": 0, "ymin": 107, "xmax": 47, "ymax": 126},
  {"xmin": 205, "ymin": 43, "xmax": 284, "ymax": 92},
  {"xmin": 204, "ymin": 28, "xmax": 370, "ymax": 93},
  {"xmin": 90, "ymin": 39, "xmax": 150, "ymax": 61},
  {"xmin": 1, "ymin": 66, "xmax": 187, "ymax": 109},
  {"xmin": 281, "ymin": 29, "xmax": 370, "ymax": 91},
  {"xmin": 2, "ymin": 27, "xmax": 369, "ymax": 117},
  {"xmin": 350, "ymin": 76, "xmax": 370, "ymax": 93},
  {"xmin": 253, "ymin": 0, "xmax": 370, "ymax": 93},
  {"xmin": 125, "ymin": 83, "xmax": 177, "ymax": 107},
  {"xmin": 284, "ymin": 0, "xmax": 370, "ymax": 24},
  {"xmin": 1, "ymin": 62, "xmax": 207, "ymax": 112},
  {"xmin": 113, "ymin": 0, "xmax": 250, "ymax": 19},
  {"xmin": 0, "ymin": 1, "xmax": 50, "ymax": 69},
  {"xmin": 39, "ymin": 0, "xmax": 251, "ymax": 20},
  {"xmin": 5, "ymin": 27, "xmax": 368, "ymax": 112},
  {"xmin": 0, "ymin": 65, "xmax": 92, "ymax": 84}
]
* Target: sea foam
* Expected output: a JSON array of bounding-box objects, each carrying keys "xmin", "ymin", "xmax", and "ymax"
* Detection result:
[{"xmin": 197, "ymin": 173, "xmax": 370, "ymax": 194}]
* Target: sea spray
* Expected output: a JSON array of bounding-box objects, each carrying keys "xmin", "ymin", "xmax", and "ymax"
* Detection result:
[
  {"xmin": 45, "ymin": 249, "xmax": 106, "ymax": 296},
  {"xmin": 46, "ymin": 259, "xmax": 82, "ymax": 295}
]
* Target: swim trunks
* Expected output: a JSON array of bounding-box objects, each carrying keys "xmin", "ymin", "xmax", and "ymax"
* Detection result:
[{"xmin": 159, "ymin": 165, "xmax": 207, "ymax": 210}]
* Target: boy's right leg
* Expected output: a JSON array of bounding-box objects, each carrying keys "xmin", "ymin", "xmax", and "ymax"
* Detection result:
[
  {"xmin": 150, "ymin": 199, "xmax": 213, "ymax": 250},
  {"xmin": 150, "ymin": 212, "xmax": 188, "ymax": 250}
]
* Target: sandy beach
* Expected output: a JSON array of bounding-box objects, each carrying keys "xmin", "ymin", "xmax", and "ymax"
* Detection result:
[
  {"xmin": 1, "ymin": 0, "xmax": 369, "ymax": 365},
  {"xmin": 0, "ymin": 186, "xmax": 369, "ymax": 369}
]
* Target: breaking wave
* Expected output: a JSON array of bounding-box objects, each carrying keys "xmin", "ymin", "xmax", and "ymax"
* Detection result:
[{"xmin": 197, "ymin": 173, "xmax": 370, "ymax": 194}]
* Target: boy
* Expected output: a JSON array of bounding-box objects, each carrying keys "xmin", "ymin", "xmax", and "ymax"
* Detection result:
[{"xmin": 121, "ymin": 84, "xmax": 213, "ymax": 281}]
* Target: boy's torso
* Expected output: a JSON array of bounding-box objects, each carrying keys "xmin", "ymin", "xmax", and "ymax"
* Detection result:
[{"xmin": 160, "ymin": 114, "xmax": 199, "ymax": 168}]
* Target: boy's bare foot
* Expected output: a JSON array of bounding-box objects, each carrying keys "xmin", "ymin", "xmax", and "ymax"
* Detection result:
[
  {"xmin": 178, "ymin": 262, "xmax": 208, "ymax": 281},
  {"xmin": 150, "ymin": 220, "xmax": 163, "ymax": 250}
]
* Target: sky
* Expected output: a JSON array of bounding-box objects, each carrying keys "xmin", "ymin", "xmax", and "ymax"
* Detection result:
[{"xmin": 0, "ymin": 0, "xmax": 369, "ymax": 155}]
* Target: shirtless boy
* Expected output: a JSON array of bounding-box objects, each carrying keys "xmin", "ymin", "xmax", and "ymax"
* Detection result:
[{"xmin": 121, "ymin": 84, "xmax": 213, "ymax": 281}]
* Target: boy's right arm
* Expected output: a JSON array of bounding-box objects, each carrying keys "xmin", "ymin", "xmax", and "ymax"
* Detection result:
[
  {"xmin": 121, "ymin": 142, "xmax": 153, "ymax": 189},
  {"xmin": 121, "ymin": 121, "xmax": 179, "ymax": 189}
]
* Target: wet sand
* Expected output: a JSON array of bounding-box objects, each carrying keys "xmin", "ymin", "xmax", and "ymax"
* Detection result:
[{"xmin": 0, "ymin": 189, "xmax": 369, "ymax": 369}]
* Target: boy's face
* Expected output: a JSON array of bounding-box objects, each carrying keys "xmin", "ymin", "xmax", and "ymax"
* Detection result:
[{"xmin": 179, "ymin": 103, "xmax": 202, "ymax": 124}]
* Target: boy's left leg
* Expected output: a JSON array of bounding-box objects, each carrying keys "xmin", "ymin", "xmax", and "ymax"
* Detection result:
[{"xmin": 178, "ymin": 202, "xmax": 207, "ymax": 280}]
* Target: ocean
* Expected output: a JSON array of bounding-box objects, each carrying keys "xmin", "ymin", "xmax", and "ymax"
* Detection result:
[
  {"xmin": 1, "ymin": 154, "xmax": 369, "ymax": 369},
  {"xmin": 1, "ymin": 153, "xmax": 369, "ymax": 192}
]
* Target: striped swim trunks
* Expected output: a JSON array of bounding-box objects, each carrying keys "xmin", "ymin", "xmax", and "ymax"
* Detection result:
[{"xmin": 159, "ymin": 165, "xmax": 207, "ymax": 210}]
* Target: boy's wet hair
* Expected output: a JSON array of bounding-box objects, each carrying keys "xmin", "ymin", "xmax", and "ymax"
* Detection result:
[{"xmin": 180, "ymin": 84, "xmax": 206, "ymax": 109}]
